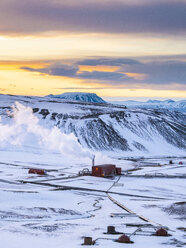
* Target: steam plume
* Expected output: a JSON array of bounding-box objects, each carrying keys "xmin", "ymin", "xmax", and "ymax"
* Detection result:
[{"xmin": 0, "ymin": 102, "xmax": 95, "ymax": 160}]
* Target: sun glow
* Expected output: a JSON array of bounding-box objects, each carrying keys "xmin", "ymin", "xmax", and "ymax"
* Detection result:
[{"xmin": 0, "ymin": 32, "xmax": 185, "ymax": 99}]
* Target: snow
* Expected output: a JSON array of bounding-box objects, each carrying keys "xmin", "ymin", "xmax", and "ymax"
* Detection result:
[
  {"xmin": 46, "ymin": 92, "xmax": 106, "ymax": 103},
  {"xmin": 110, "ymin": 99, "xmax": 186, "ymax": 112},
  {"xmin": 0, "ymin": 150, "xmax": 186, "ymax": 247},
  {"xmin": 0, "ymin": 94, "xmax": 186, "ymax": 247},
  {"xmin": 0, "ymin": 94, "xmax": 185, "ymax": 157},
  {"xmin": 99, "ymin": 112, "xmax": 185, "ymax": 157}
]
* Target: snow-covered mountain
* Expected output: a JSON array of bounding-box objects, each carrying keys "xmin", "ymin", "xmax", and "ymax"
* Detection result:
[
  {"xmin": 47, "ymin": 92, "xmax": 106, "ymax": 103},
  {"xmin": 110, "ymin": 99, "xmax": 186, "ymax": 112},
  {"xmin": 0, "ymin": 94, "xmax": 185, "ymax": 157}
]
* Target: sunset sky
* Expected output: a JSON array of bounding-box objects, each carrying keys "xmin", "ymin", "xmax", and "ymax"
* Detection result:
[{"xmin": 0, "ymin": 0, "xmax": 186, "ymax": 100}]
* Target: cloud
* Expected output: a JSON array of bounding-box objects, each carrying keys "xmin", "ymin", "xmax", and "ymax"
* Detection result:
[
  {"xmin": 124, "ymin": 61, "xmax": 186, "ymax": 85},
  {"xmin": 78, "ymin": 71, "xmax": 130, "ymax": 81},
  {"xmin": 20, "ymin": 57, "xmax": 186, "ymax": 90},
  {"xmin": 22, "ymin": 64, "xmax": 78, "ymax": 77},
  {"xmin": 0, "ymin": 0, "xmax": 186, "ymax": 35},
  {"xmin": 21, "ymin": 62, "xmax": 130, "ymax": 82},
  {"xmin": 78, "ymin": 58, "xmax": 140, "ymax": 66}
]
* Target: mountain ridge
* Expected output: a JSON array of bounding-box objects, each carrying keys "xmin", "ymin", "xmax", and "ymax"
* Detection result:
[
  {"xmin": 46, "ymin": 92, "xmax": 106, "ymax": 104},
  {"xmin": 110, "ymin": 99, "xmax": 186, "ymax": 112},
  {"xmin": 0, "ymin": 94, "xmax": 185, "ymax": 157}
]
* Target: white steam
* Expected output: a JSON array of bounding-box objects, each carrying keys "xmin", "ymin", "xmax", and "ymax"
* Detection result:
[{"xmin": 0, "ymin": 102, "xmax": 95, "ymax": 160}]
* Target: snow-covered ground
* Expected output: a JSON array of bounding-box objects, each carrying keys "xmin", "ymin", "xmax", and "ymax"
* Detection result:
[
  {"xmin": 0, "ymin": 146, "xmax": 186, "ymax": 247},
  {"xmin": 0, "ymin": 94, "xmax": 186, "ymax": 247}
]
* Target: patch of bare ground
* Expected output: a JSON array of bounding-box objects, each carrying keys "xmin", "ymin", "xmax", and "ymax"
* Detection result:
[{"xmin": 164, "ymin": 202, "xmax": 186, "ymax": 220}]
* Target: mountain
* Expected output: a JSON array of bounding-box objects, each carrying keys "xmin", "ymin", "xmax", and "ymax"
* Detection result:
[
  {"xmin": 110, "ymin": 99, "xmax": 186, "ymax": 112},
  {"xmin": 47, "ymin": 92, "xmax": 106, "ymax": 103},
  {"xmin": 0, "ymin": 94, "xmax": 185, "ymax": 157}
]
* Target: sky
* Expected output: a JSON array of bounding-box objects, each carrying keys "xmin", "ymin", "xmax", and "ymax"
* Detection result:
[{"xmin": 0, "ymin": 0, "xmax": 186, "ymax": 100}]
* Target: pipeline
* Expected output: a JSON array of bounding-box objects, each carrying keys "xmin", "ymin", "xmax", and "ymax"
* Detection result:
[
  {"xmin": 0, "ymin": 179, "xmax": 21, "ymax": 185},
  {"xmin": 20, "ymin": 180, "xmax": 169, "ymax": 200},
  {"xmin": 124, "ymin": 174, "xmax": 186, "ymax": 179},
  {"xmin": 107, "ymin": 194, "xmax": 162, "ymax": 226},
  {"xmin": 33, "ymin": 174, "xmax": 82, "ymax": 183},
  {"xmin": 106, "ymin": 176, "xmax": 163, "ymax": 227}
]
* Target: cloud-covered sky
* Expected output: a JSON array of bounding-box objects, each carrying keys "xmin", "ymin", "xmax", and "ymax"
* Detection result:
[
  {"xmin": 21, "ymin": 57, "xmax": 186, "ymax": 90},
  {"xmin": 0, "ymin": 0, "xmax": 186, "ymax": 99},
  {"xmin": 0, "ymin": 0, "xmax": 186, "ymax": 35}
]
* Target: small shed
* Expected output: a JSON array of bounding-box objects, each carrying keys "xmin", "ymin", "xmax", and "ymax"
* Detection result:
[
  {"xmin": 92, "ymin": 164, "xmax": 121, "ymax": 177},
  {"xmin": 28, "ymin": 168, "xmax": 46, "ymax": 175}
]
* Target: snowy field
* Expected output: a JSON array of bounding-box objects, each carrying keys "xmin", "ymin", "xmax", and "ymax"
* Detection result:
[
  {"xmin": 0, "ymin": 95, "xmax": 185, "ymax": 247},
  {"xmin": 0, "ymin": 146, "xmax": 186, "ymax": 247}
]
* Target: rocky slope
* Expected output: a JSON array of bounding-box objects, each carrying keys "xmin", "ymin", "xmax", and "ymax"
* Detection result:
[{"xmin": 0, "ymin": 94, "xmax": 185, "ymax": 156}]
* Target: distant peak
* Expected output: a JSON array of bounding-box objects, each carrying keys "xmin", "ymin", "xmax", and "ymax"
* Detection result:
[
  {"xmin": 164, "ymin": 99, "xmax": 175, "ymax": 103},
  {"xmin": 147, "ymin": 100, "xmax": 160, "ymax": 103},
  {"xmin": 46, "ymin": 92, "xmax": 106, "ymax": 103}
]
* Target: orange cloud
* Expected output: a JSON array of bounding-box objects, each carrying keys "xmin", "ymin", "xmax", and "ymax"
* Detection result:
[
  {"xmin": 0, "ymin": 60, "xmax": 49, "ymax": 70},
  {"xmin": 125, "ymin": 72, "xmax": 147, "ymax": 80},
  {"xmin": 79, "ymin": 65, "xmax": 120, "ymax": 72}
]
